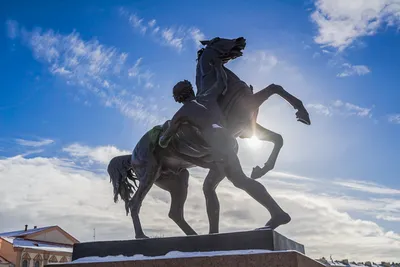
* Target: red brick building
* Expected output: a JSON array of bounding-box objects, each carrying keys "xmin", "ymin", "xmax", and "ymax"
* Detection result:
[{"xmin": 0, "ymin": 225, "xmax": 79, "ymax": 267}]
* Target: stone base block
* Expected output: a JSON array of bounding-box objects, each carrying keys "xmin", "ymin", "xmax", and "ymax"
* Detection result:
[
  {"xmin": 71, "ymin": 229, "xmax": 304, "ymax": 261},
  {"xmin": 46, "ymin": 251, "xmax": 324, "ymax": 267}
]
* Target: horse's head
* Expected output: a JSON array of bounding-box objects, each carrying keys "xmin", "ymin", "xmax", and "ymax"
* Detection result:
[{"xmin": 198, "ymin": 37, "xmax": 246, "ymax": 63}]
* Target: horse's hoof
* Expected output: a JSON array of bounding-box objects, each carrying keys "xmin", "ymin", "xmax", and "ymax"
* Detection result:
[
  {"xmin": 251, "ymin": 164, "xmax": 273, "ymax": 179},
  {"xmin": 265, "ymin": 212, "xmax": 291, "ymax": 230},
  {"xmin": 251, "ymin": 166, "xmax": 264, "ymax": 179},
  {"xmin": 296, "ymin": 109, "xmax": 311, "ymax": 125},
  {"xmin": 135, "ymin": 234, "xmax": 149, "ymax": 239},
  {"xmin": 255, "ymin": 226, "xmax": 272, "ymax": 231}
]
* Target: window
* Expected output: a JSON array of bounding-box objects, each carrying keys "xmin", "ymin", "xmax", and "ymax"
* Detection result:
[
  {"xmin": 21, "ymin": 253, "xmax": 31, "ymax": 267},
  {"xmin": 48, "ymin": 255, "xmax": 58, "ymax": 263},
  {"xmin": 33, "ymin": 253, "xmax": 42, "ymax": 267}
]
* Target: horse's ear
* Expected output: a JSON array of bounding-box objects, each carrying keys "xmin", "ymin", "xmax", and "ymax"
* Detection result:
[{"xmin": 200, "ymin": 40, "xmax": 210, "ymax": 46}]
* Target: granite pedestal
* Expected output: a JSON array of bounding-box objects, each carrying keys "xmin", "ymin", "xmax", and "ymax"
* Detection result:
[
  {"xmin": 71, "ymin": 229, "xmax": 304, "ymax": 261},
  {"xmin": 48, "ymin": 251, "xmax": 324, "ymax": 267},
  {"xmin": 46, "ymin": 229, "xmax": 322, "ymax": 267}
]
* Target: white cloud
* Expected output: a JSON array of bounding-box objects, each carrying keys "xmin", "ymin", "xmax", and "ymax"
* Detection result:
[
  {"xmin": 342, "ymin": 102, "xmax": 373, "ymax": 117},
  {"xmin": 148, "ymin": 19, "xmax": 156, "ymax": 28},
  {"xmin": 337, "ymin": 63, "xmax": 371, "ymax": 77},
  {"xmin": 119, "ymin": 8, "xmax": 205, "ymax": 51},
  {"xmin": 189, "ymin": 27, "xmax": 206, "ymax": 49},
  {"xmin": 20, "ymin": 149, "xmax": 45, "ymax": 157},
  {"xmin": 9, "ymin": 21, "xmax": 163, "ymax": 126},
  {"xmin": 1, "ymin": 145, "xmax": 400, "ymax": 262},
  {"xmin": 376, "ymin": 214, "xmax": 400, "ymax": 221},
  {"xmin": 310, "ymin": 0, "xmax": 400, "ymax": 51},
  {"xmin": 388, "ymin": 114, "xmax": 400, "ymax": 124},
  {"xmin": 129, "ymin": 14, "xmax": 147, "ymax": 34},
  {"xmin": 267, "ymin": 171, "xmax": 316, "ymax": 181},
  {"xmin": 312, "ymin": 52, "xmax": 321, "ymax": 58},
  {"xmin": 227, "ymin": 49, "xmax": 306, "ymax": 92},
  {"xmin": 161, "ymin": 28, "xmax": 184, "ymax": 51},
  {"xmin": 334, "ymin": 179, "xmax": 400, "ymax": 195},
  {"xmin": 63, "ymin": 143, "xmax": 129, "ymax": 165},
  {"xmin": 15, "ymin": 138, "xmax": 54, "ymax": 147},
  {"xmin": 6, "ymin": 20, "xmax": 18, "ymax": 39},
  {"xmin": 241, "ymin": 50, "xmax": 279, "ymax": 72},
  {"xmin": 305, "ymin": 103, "xmax": 332, "ymax": 116},
  {"xmin": 307, "ymin": 99, "xmax": 373, "ymax": 118}
]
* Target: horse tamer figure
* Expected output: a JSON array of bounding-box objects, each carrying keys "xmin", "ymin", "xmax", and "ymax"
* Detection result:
[{"xmin": 107, "ymin": 36, "xmax": 311, "ymax": 239}]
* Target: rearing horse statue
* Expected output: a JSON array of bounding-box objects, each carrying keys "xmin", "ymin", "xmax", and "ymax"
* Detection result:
[{"xmin": 107, "ymin": 36, "xmax": 311, "ymax": 239}]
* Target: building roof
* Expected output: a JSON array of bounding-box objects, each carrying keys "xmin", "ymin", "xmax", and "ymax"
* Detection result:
[
  {"xmin": 0, "ymin": 225, "xmax": 54, "ymax": 238},
  {"xmin": 1, "ymin": 237, "xmax": 72, "ymax": 253},
  {"xmin": 0, "ymin": 225, "xmax": 79, "ymax": 244},
  {"xmin": 0, "ymin": 255, "xmax": 11, "ymax": 264}
]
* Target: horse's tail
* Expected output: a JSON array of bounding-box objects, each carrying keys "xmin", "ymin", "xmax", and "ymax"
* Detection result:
[{"xmin": 107, "ymin": 154, "xmax": 139, "ymax": 216}]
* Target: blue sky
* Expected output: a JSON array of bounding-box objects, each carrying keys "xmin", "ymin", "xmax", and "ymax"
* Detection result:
[{"xmin": 1, "ymin": 0, "xmax": 400, "ymax": 262}]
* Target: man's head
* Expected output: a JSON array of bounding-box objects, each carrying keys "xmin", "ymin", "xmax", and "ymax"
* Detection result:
[{"xmin": 173, "ymin": 80, "xmax": 195, "ymax": 103}]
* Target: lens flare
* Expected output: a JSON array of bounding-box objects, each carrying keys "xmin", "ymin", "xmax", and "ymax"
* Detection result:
[{"xmin": 246, "ymin": 135, "xmax": 262, "ymax": 149}]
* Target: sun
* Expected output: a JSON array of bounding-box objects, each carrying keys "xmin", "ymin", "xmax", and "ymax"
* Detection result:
[{"xmin": 246, "ymin": 135, "xmax": 262, "ymax": 149}]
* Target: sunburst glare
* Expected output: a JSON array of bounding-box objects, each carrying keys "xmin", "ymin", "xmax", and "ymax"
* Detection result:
[{"xmin": 246, "ymin": 135, "xmax": 263, "ymax": 149}]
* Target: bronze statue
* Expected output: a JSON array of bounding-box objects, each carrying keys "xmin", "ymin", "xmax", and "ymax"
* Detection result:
[{"xmin": 108, "ymin": 37, "xmax": 311, "ymax": 239}]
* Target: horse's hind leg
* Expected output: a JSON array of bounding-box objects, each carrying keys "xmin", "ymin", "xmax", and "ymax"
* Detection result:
[
  {"xmin": 155, "ymin": 169, "xmax": 197, "ymax": 236},
  {"xmin": 249, "ymin": 84, "xmax": 311, "ymax": 125},
  {"xmin": 129, "ymin": 155, "xmax": 161, "ymax": 239}
]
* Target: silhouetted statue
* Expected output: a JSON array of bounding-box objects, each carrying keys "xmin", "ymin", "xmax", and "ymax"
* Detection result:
[{"xmin": 108, "ymin": 37, "xmax": 311, "ymax": 239}]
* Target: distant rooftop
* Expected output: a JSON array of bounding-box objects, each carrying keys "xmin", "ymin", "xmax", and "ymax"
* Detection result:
[
  {"xmin": 0, "ymin": 255, "xmax": 11, "ymax": 264},
  {"xmin": 1, "ymin": 237, "xmax": 73, "ymax": 253},
  {"xmin": 0, "ymin": 225, "xmax": 55, "ymax": 237}
]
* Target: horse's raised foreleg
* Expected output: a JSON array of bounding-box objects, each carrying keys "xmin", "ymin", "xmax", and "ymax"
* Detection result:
[
  {"xmin": 249, "ymin": 124, "xmax": 283, "ymax": 179},
  {"xmin": 202, "ymin": 168, "xmax": 225, "ymax": 234},
  {"xmin": 155, "ymin": 169, "xmax": 197, "ymax": 236},
  {"xmin": 129, "ymin": 154, "xmax": 161, "ymax": 239},
  {"xmin": 250, "ymin": 84, "xmax": 311, "ymax": 125}
]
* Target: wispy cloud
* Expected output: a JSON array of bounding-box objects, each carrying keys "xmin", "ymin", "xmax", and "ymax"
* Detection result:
[
  {"xmin": 310, "ymin": 0, "xmax": 400, "ymax": 51},
  {"xmin": 63, "ymin": 143, "xmax": 129, "ymax": 165},
  {"xmin": 241, "ymin": 50, "xmax": 279, "ymax": 73},
  {"xmin": 334, "ymin": 179, "xmax": 400, "ymax": 195},
  {"xmin": 267, "ymin": 171, "xmax": 316, "ymax": 181},
  {"xmin": 376, "ymin": 214, "xmax": 400, "ymax": 222},
  {"xmin": 335, "ymin": 100, "xmax": 373, "ymax": 117},
  {"xmin": 160, "ymin": 28, "xmax": 184, "ymax": 50},
  {"xmin": 388, "ymin": 114, "xmax": 400, "ymax": 124},
  {"xmin": 20, "ymin": 149, "xmax": 45, "ymax": 157},
  {"xmin": 6, "ymin": 19, "xmax": 18, "ymax": 39},
  {"xmin": 307, "ymin": 99, "xmax": 374, "ymax": 118},
  {"xmin": 119, "ymin": 8, "xmax": 205, "ymax": 51},
  {"xmin": 128, "ymin": 14, "xmax": 148, "ymax": 34},
  {"xmin": 7, "ymin": 20, "xmax": 164, "ymax": 125},
  {"xmin": 306, "ymin": 103, "xmax": 332, "ymax": 116},
  {"xmin": 337, "ymin": 63, "xmax": 371, "ymax": 77},
  {"xmin": 15, "ymin": 138, "xmax": 54, "ymax": 147}
]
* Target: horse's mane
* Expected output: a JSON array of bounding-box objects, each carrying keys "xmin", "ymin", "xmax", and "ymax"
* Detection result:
[{"xmin": 196, "ymin": 47, "xmax": 205, "ymax": 61}]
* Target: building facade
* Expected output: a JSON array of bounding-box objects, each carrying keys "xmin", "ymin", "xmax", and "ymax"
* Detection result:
[{"xmin": 0, "ymin": 225, "xmax": 79, "ymax": 267}]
